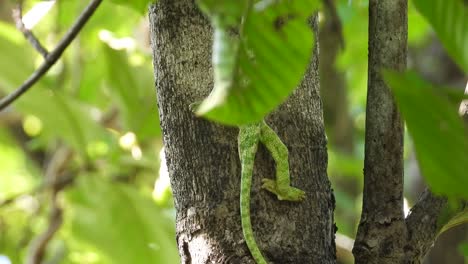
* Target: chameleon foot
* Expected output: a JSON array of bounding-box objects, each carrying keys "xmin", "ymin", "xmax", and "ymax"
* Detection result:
[{"xmin": 261, "ymin": 179, "xmax": 306, "ymax": 201}]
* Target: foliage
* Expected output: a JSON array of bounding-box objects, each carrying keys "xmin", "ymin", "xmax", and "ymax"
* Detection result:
[
  {"xmin": 412, "ymin": 0, "xmax": 468, "ymax": 72},
  {"xmin": 0, "ymin": 0, "xmax": 467, "ymax": 263},
  {"xmin": 0, "ymin": 1, "xmax": 175, "ymax": 263},
  {"xmin": 195, "ymin": 0, "xmax": 320, "ymax": 125},
  {"xmin": 385, "ymin": 71, "xmax": 468, "ymax": 198},
  {"xmin": 65, "ymin": 176, "xmax": 179, "ymax": 264}
]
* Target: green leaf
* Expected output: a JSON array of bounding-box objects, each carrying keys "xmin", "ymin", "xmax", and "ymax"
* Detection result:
[
  {"xmin": 16, "ymin": 88, "xmax": 112, "ymax": 156},
  {"xmin": 460, "ymin": 242, "xmax": 468, "ymax": 257},
  {"xmin": 0, "ymin": 128, "xmax": 39, "ymax": 198},
  {"xmin": 0, "ymin": 23, "xmax": 111, "ymax": 156},
  {"xmin": 385, "ymin": 71, "xmax": 468, "ymax": 198},
  {"xmin": 412, "ymin": 0, "xmax": 468, "ymax": 72},
  {"xmin": 196, "ymin": 0, "xmax": 320, "ymax": 125},
  {"xmin": 328, "ymin": 149, "xmax": 363, "ymax": 179},
  {"xmin": 65, "ymin": 176, "xmax": 180, "ymax": 264},
  {"xmin": 438, "ymin": 206, "xmax": 468, "ymax": 235},
  {"xmin": 0, "ymin": 23, "xmax": 35, "ymax": 89},
  {"xmin": 102, "ymin": 43, "xmax": 160, "ymax": 139},
  {"xmin": 108, "ymin": 0, "xmax": 154, "ymax": 14}
]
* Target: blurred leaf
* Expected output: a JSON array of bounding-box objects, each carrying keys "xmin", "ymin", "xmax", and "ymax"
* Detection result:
[
  {"xmin": 102, "ymin": 44, "xmax": 160, "ymax": 139},
  {"xmin": 0, "ymin": 129, "xmax": 39, "ymax": 198},
  {"xmin": 328, "ymin": 149, "xmax": 363, "ymax": 179},
  {"xmin": 385, "ymin": 71, "xmax": 468, "ymax": 198},
  {"xmin": 65, "ymin": 176, "xmax": 179, "ymax": 264},
  {"xmin": 336, "ymin": 2, "xmax": 368, "ymax": 108},
  {"xmin": 412, "ymin": 0, "xmax": 468, "ymax": 72},
  {"xmin": 0, "ymin": 22, "xmax": 114, "ymax": 156},
  {"xmin": 0, "ymin": 23, "xmax": 35, "ymax": 90},
  {"xmin": 16, "ymin": 89, "xmax": 112, "ymax": 156},
  {"xmin": 109, "ymin": 0, "xmax": 153, "ymax": 14},
  {"xmin": 459, "ymin": 242, "xmax": 468, "ymax": 257},
  {"xmin": 333, "ymin": 189, "xmax": 357, "ymax": 236},
  {"xmin": 408, "ymin": 1, "xmax": 431, "ymax": 45},
  {"xmin": 195, "ymin": 0, "xmax": 320, "ymax": 125},
  {"xmin": 438, "ymin": 206, "xmax": 468, "ymax": 236}
]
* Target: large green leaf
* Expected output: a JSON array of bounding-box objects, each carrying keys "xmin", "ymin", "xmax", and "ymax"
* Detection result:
[
  {"xmin": 385, "ymin": 71, "xmax": 468, "ymax": 198},
  {"xmin": 412, "ymin": 0, "xmax": 468, "ymax": 72},
  {"xmin": 65, "ymin": 176, "xmax": 179, "ymax": 264},
  {"xmin": 196, "ymin": 0, "xmax": 320, "ymax": 125}
]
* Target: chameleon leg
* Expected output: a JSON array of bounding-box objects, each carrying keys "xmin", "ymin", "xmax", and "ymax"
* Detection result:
[
  {"xmin": 259, "ymin": 121, "xmax": 306, "ymax": 201},
  {"xmin": 238, "ymin": 123, "xmax": 268, "ymax": 264}
]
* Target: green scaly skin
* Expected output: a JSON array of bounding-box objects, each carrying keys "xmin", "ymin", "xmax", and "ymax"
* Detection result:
[{"xmin": 238, "ymin": 120, "xmax": 306, "ymax": 264}]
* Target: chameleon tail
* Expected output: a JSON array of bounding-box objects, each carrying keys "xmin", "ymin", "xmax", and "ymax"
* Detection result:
[
  {"xmin": 240, "ymin": 157, "xmax": 268, "ymax": 264},
  {"xmin": 239, "ymin": 124, "xmax": 268, "ymax": 264}
]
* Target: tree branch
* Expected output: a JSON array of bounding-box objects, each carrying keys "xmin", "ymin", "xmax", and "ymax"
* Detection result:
[
  {"xmin": 25, "ymin": 203, "xmax": 63, "ymax": 264},
  {"xmin": 0, "ymin": 0, "xmax": 103, "ymax": 111},
  {"xmin": 404, "ymin": 189, "xmax": 447, "ymax": 261},
  {"xmin": 404, "ymin": 80, "xmax": 468, "ymax": 261},
  {"xmin": 321, "ymin": 0, "xmax": 345, "ymax": 50},
  {"xmin": 25, "ymin": 146, "xmax": 74, "ymax": 264},
  {"xmin": 353, "ymin": 1, "xmax": 408, "ymax": 263},
  {"xmin": 12, "ymin": 1, "xmax": 49, "ymax": 58}
]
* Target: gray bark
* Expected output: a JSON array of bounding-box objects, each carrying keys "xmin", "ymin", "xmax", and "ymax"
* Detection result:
[
  {"xmin": 149, "ymin": 1, "xmax": 334, "ymax": 263},
  {"xmin": 352, "ymin": 2, "xmax": 461, "ymax": 263},
  {"xmin": 353, "ymin": 0, "xmax": 408, "ymax": 263}
]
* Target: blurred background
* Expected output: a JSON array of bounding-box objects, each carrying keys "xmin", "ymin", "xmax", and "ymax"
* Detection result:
[{"xmin": 0, "ymin": 0, "xmax": 466, "ymax": 263}]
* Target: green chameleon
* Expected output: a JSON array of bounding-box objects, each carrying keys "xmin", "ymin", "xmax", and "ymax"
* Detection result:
[
  {"xmin": 194, "ymin": 2, "xmax": 306, "ymax": 263},
  {"xmin": 237, "ymin": 121, "xmax": 306, "ymax": 264}
]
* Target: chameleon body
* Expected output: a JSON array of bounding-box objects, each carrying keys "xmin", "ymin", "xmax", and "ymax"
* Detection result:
[{"xmin": 238, "ymin": 120, "xmax": 306, "ymax": 264}]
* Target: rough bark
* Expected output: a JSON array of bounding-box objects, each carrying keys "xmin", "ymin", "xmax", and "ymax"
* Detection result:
[
  {"xmin": 405, "ymin": 189, "xmax": 447, "ymax": 262},
  {"xmin": 149, "ymin": 1, "xmax": 334, "ymax": 263},
  {"xmin": 353, "ymin": 1, "xmax": 408, "ymax": 263}
]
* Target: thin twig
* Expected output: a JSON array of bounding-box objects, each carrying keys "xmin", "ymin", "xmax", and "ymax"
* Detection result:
[
  {"xmin": 25, "ymin": 146, "xmax": 74, "ymax": 264},
  {"xmin": 25, "ymin": 204, "xmax": 63, "ymax": 264},
  {"xmin": 12, "ymin": 2, "xmax": 49, "ymax": 58},
  {"xmin": 0, "ymin": 0, "xmax": 103, "ymax": 111}
]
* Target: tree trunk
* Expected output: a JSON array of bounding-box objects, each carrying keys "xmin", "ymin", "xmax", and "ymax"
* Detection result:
[
  {"xmin": 353, "ymin": 0, "xmax": 408, "ymax": 263},
  {"xmin": 149, "ymin": 1, "xmax": 335, "ymax": 263}
]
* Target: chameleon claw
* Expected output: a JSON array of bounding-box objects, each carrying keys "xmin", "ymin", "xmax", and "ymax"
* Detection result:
[{"xmin": 261, "ymin": 178, "xmax": 306, "ymax": 202}]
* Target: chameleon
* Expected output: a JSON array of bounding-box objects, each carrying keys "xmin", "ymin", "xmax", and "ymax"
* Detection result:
[
  {"xmin": 238, "ymin": 120, "xmax": 306, "ymax": 264},
  {"xmin": 190, "ymin": 109, "xmax": 306, "ymax": 264},
  {"xmin": 194, "ymin": 2, "xmax": 306, "ymax": 263}
]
